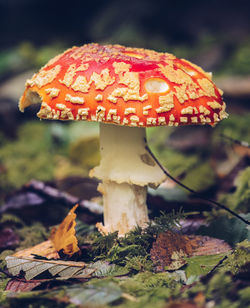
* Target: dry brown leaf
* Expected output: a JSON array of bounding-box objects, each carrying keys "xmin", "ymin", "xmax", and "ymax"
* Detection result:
[
  {"xmin": 5, "ymin": 255, "xmax": 91, "ymax": 280},
  {"xmin": 50, "ymin": 204, "xmax": 80, "ymax": 257},
  {"xmin": 5, "ymin": 279, "xmax": 43, "ymax": 292},
  {"xmin": 192, "ymin": 236, "xmax": 231, "ymax": 256},
  {"xmin": 150, "ymin": 231, "xmax": 231, "ymax": 271},
  {"xmin": 4, "ymin": 205, "xmax": 93, "ymax": 281},
  {"xmin": 150, "ymin": 231, "xmax": 199, "ymax": 271},
  {"xmin": 13, "ymin": 205, "xmax": 80, "ymax": 259},
  {"xmin": 14, "ymin": 240, "xmax": 59, "ymax": 259}
]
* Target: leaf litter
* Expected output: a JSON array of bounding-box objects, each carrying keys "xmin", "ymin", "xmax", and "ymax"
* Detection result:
[
  {"xmin": 0, "ymin": 117, "xmax": 250, "ymax": 307},
  {"xmin": 150, "ymin": 231, "xmax": 231, "ymax": 271}
]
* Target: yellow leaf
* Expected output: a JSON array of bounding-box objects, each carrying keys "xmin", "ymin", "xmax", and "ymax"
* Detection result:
[
  {"xmin": 50, "ymin": 204, "xmax": 80, "ymax": 257},
  {"xmin": 14, "ymin": 240, "xmax": 59, "ymax": 259}
]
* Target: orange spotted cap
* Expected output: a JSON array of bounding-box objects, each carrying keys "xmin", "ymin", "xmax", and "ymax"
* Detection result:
[{"xmin": 19, "ymin": 43, "xmax": 228, "ymax": 127}]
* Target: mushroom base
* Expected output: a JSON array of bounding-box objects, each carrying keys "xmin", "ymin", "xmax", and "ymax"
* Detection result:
[
  {"xmin": 97, "ymin": 181, "xmax": 149, "ymax": 236},
  {"xmin": 91, "ymin": 123, "xmax": 166, "ymax": 236}
]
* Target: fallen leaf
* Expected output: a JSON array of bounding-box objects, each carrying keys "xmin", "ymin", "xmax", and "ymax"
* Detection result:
[
  {"xmin": 50, "ymin": 204, "xmax": 80, "ymax": 257},
  {"xmin": 5, "ymin": 255, "xmax": 89, "ymax": 280},
  {"xmin": 0, "ymin": 179, "xmax": 102, "ymax": 224},
  {"xmin": 63, "ymin": 281, "xmax": 122, "ymax": 306},
  {"xmin": 89, "ymin": 261, "xmax": 129, "ymax": 277},
  {"xmin": 11, "ymin": 205, "xmax": 81, "ymax": 259},
  {"xmin": 0, "ymin": 192, "xmax": 44, "ymax": 213},
  {"xmin": 14, "ymin": 240, "xmax": 59, "ymax": 259},
  {"xmin": 184, "ymin": 253, "xmax": 227, "ymax": 280},
  {"xmin": 192, "ymin": 236, "xmax": 231, "ymax": 256},
  {"xmin": 179, "ymin": 218, "xmax": 207, "ymax": 235},
  {"xmin": 150, "ymin": 231, "xmax": 231, "ymax": 271},
  {"xmin": 150, "ymin": 232, "xmax": 199, "ymax": 271},
  {"xmin": 5, "ymin": 279, "xmax": 43, "ymax": 292},
  {"xmin": 196, "ymin": 214, "xmax": 250, "ymax": 246}
]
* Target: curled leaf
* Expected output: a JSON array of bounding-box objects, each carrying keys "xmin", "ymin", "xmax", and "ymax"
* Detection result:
[
  {"xmin": 14, "ymin": 240, "xmax": 59, "ymax": 259},
  {"xmin": 5, "ymin": 279, "xmax": 43, "ymax": 292},
  {"xmin": 5, "ymin": 255, "xmax": 88, "ymax": 280},
  {"xmin": 150, "ymin": 231, "xmax": 231, "ymax": 271},
  {"xmin": 50, "ymin": 204, "xmax": 80, "ymax": 257},
  {"xmin": 65, "ymin": 281, "xmax": 122, "ymax": 306},
  {"xmin": 150, "ymin": 231, "xmax": 198, "ymax": 271}
]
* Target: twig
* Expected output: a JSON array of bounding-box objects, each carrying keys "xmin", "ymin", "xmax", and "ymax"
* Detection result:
[
  {"xmin": 220, "ymin": 134, "xmax": 250, "ymax": 148},
  {"xmin": 145, "ymin": 144, "xmax": 250, "ymax": 225},
  {"xmin": 206, "ymin": 255, "xmax": 228, "ymax": 277}
]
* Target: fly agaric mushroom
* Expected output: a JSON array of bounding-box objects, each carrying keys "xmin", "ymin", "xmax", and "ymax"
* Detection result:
[{"xmin": 19, "ymin": 43, "xmax": 228, "ymax": 236}]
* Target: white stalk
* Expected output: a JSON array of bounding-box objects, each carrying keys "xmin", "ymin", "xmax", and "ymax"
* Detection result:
[
  {"xmin": 90, "ymin": 123, "xmax": 166, "ymax": 236},
  {"xmin": 97, "ymin": 181, "xmax": 148, "ymax": 235}
]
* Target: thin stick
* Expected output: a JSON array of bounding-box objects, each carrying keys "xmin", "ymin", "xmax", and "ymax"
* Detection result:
[
  {"xmin": 145, "ymin": 144, "xmax": 250, "ymax": 225},
  {"xmin": 220, "ymin": 134, "xmax": 250, "ymax": 148}
]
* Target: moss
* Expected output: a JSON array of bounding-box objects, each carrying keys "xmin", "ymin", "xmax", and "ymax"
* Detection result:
[
  {"xmin": 181, "ymin": 162, "xmax": 216, "ymax": 192},
  {"xmin": 69, "ymin": 137, "xmax": 100, "ymax": 170},
  {"xmin": 151, "ymin": 147, "xmax": 199, "ymax": 178},
  {"xmin": 215, "ymin": 113, "xmax": 250, "ymax": 144},
  {"xmin": 108, "ymin": 244, "xmax": 147, "ymax": 264},
  {"xmin": 180, "ymin": 241, "xmax": 250, "ymax": 307},
  {"xmin": 55, "ymin": 136, "xmax": 100, "ymax": 180},
  {"xmin": 220, "ymin": 167, "xmax": 250, "ymax": 212},
  {"xmin": 91, "ymin": 231, "xmax": 118, "ymax": 258},
  {"xmin": 0, "ymin": 250, "xmax": 14, "ymax": 270},
  {"xmin": 221, "ymin": 40, "xmax": 250, "ymax": 75},
  {"xmin": 0, "ymin": 272, "xmax": 9, "ymax": 289},
  {"xmin": 233, "ymin": 168, "xmax": 250, "ymax": 211},
  {"xmin": 221, "ymin": 240, "xmax": 250, "ymax": 275},
  {"xmin": 148, "ymin": 126, "xmax": 216, "ymax": 192},
  {"xmin": 121, "ymin": 272, "xmax": 174, "ymax": 296},
  {"xmin": 134, "ymin": 272, "xmax": 178, "ymax": 289},
  {"xmin": 120, "ymin": 272, "xmax": 181, "ymax": 306},
  {"xmin": 0, "ymin": 214, "xmax": 24, "ymax": 226},
  {"xmin": 184, "ymin": 270, "xmax": 250, "ymax": 308},
  {"xmin": 0, "ymin": 122, "xmax": 55, "ymax": 189},
  {"xmin": 53, "ymin": 155, "xmax": 89, "ymax": 180},
  {"xmin": 0, "ymin": 290, "xmax": 8, "ymax": 307},
  {"xmin": 0, "ymin": 271, "xmax": 10, "ymax": 307},
  {"xmin": 156, "ymin": 149, "xmax": 215, "ymax": 192},
  {"xmin": 120, "ymin": 279, "xmax": 148, "ymax": 298},
  {"xmin": 90, "ymin": 212, "xmax": 182, "ymax": 266},
  {"xmin": 90, "ymin": 231, "xmax": 150, "ymax": 264},
  {"xmin": 148, "ymin": 127, "xmax": 200, "ymax": 177},
  {"xmin": 0, "ymin": 121, "xmax": 99, "ymax": 190},
  {"xmin": 206, "ymin": 272, "xmax": 232, "ymax": 299},
  {"xmin": 16, "ymin": 223, "xmax": 49, "ymax": 249},
  {"xmin": 34, "ymin": 43, "xmax": 65, "ymax": 68},
  {"xmin": 125, "ymin": 256, "xmax": 153, "ymax": 273},
  {"xmin": 238, "ymin": 287, "xmax": 250, "ymax": 305},
  {"xmin": 216, "ymin": 300, "xmax": 239, "ymax": 308}
]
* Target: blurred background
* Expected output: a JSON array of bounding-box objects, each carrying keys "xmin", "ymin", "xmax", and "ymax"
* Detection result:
[{"xmin": 0, "ymin": 0, "xmax": 249, "ymax": 216}]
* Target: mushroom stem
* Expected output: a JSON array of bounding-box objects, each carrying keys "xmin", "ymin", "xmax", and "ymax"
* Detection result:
[
  {"xmin": 98, "ymin": 181, "xmax": 148, "ymax": 235},
  {"xmin": 90, "ymin": 123, "xmax": 166, "ymax": 236}
]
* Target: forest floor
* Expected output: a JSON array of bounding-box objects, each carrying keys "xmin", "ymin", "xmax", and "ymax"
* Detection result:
[{"xmin": 0, "ymin": 42, "xmax": 249, "ymax": 308}]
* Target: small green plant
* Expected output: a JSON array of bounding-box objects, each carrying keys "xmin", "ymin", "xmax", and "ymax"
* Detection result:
[{"xmin": 89, "ymin": 211, "xmax": 183, "ymax": 268}]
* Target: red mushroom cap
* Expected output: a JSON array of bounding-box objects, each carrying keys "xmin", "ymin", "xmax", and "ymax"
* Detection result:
[{"xmin": 19, "ymin": 43, "xmax": 228, "ymax": 127}]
